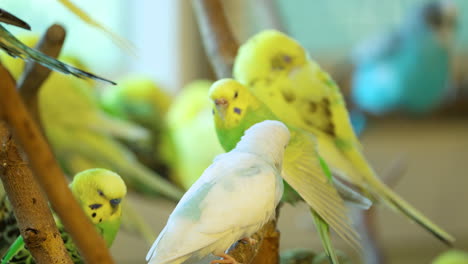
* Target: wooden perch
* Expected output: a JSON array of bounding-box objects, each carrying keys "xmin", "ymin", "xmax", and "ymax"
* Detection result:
[
  {"xmin": 17, "ymin": 24, "xmax": 66, "ymax": 127},
  {"xmin": 0, "ymin": 64, "xmax": 114, "ymax": 263},
  {"xmin": 192, "ymin": 0, "xmax": 238, "ymax": 79},
  {"xmin": 0, "ymin": 121, "xmax": 72, "ymax": 263},
  {"xmin": 192, "ymin": 0, "xmax": 279, "ymax": 263}
]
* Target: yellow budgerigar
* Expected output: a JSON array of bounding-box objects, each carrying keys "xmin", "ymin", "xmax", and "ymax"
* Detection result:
[
  {"xmin": 1, "ymin": 168, "xmax": 127, "ymax": 263},
  {"xmin": 233, "ymin": 29, "xmax": 454, "ymax": 245},
  {"xmin": 210, "ymin": 79, "xmax": 371, "ymax": 263}
]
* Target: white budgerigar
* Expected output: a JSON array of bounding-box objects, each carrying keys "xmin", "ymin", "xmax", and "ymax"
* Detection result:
[{"xmin": 146, "ymin": 120, "xmax": 291, "ymax": 264}]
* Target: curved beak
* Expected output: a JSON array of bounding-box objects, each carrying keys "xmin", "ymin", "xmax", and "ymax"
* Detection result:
[
  {"xmin": 0, "ymin": 9, "xmax": 31, "ymax": 30},
  {"xmin": 214, "ymin": 98, "xmax": 228, "ymax": 119},
  {"xmin": 214, "ymin": 98, "xmax": 228, "ymax": 108}
]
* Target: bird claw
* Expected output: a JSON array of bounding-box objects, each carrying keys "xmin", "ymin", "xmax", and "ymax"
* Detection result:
[{"xmin": 210, "ymin": 253, "xmax": 240, "ymax": 264}]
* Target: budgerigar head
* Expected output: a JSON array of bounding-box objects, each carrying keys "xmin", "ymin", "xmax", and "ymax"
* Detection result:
[
  {"xmin": 233, "ymin": 29, "xmax": 308, "ymax": 85},
  {"xmin": 209, "ymin": 78, "xmax": 254, "ymax": 130},
  {"xmin": 235, "ymin": 120, "xmax": 291, "ymax": 168},
  {"xmin": 407, "ymin": 0, "xmax": 457, "ymax": 47},
  {"xmin": 71, "ymin": 168, "xmax": 127, "ymax": 226}
]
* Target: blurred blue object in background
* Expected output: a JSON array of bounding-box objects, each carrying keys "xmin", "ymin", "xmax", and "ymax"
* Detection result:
[{"xmin": 352, "ymin": 0, "xmax": 458, "ymax": 117}]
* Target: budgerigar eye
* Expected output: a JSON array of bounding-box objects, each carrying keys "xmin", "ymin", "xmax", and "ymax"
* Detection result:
[
  {"xmin": 89, "ymin": 204, "xmax": 102, "ymax": 210},
  {"xmin": 98, "ymin": 190, "xmax": 104, "ymax": 197}
]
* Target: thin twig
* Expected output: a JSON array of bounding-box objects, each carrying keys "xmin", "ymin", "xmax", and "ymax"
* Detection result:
[
  {"xmin": 17, "ymin": 24, "xmax": 66, "ymax": 127},
  {"xmin": 0, "ymin": 121, "xmax": 72, "ymax": 264},
  {"xmin": 0, "ymin": 64, "xmax": 114, "ymax": 264},
  {"xmin": 192, "ymin": 0, "xmax": 279, "ymax": 263}
]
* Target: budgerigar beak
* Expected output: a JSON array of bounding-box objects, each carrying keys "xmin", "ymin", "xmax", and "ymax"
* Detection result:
[
  {"xmin": 0, "ymin": 9, "xmax": 30, "ymax": 30},
  {"xmin": 214, "ymin": 98, "xmax": 228, "ymax": 119}
]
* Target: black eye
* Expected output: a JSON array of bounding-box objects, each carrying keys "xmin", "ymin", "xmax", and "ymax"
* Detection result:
[
  {"xmin": 98, "ymin": 190, "xmax": 104, "ymax": 197},
  {"xmin": 89, "ymin": 204, "xmax": 102, "ymax": 210},
  {"xmin": 234, "ymin": 91, "xmax": 238, "ymax": 99}
]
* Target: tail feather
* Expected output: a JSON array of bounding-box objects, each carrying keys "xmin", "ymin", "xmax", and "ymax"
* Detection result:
[
  {"xmin": 311, "ymin": 209, "xmax": 340, "ymax": 264},
  {"xmin": 345, "ymin": 147, "xmax": 455, "ymax": 246},
  {"xmin": 368, "ymin": 176, "xmax": 455, "ymax": 246}
]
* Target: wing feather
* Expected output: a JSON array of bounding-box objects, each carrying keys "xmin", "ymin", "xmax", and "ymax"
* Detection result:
[{"xmin": 283, "ymin": 131, "xmax": 361, "ymax": 250}]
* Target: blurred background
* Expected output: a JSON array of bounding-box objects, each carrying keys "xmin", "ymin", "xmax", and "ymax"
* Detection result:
[{"xmin": 1, "ymin": 0, "xmax": 467, "ymax": 263}]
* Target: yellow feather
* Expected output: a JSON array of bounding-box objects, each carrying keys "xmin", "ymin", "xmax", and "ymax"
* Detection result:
[
  {"xmin": 57, "ymin": 0, "xmax": 136, "ymax": 56},
  {"xmin": 284, "ymin": 131, "xmax": 361, "ymax": 251}
]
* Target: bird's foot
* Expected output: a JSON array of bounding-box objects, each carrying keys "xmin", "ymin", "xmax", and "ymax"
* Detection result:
[
  {"xmin": 239, "ymin": 237, "xmax": 258, "ymax": 245},
  {"xmin": 210, "ymin": 253, "xmax": 240, "ymax": 264}
]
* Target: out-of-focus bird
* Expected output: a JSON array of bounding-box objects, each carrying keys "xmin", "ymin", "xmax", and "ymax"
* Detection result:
[
  {"xmin": 101, "ymin": 74, "xmax": 173, "ymax": 172},
  {"xmin": 232, "ymin": 29, "xmax": 454, "ymax": 245},
  {"xmin": 101, "ymin": 74, "xmax": 172, "ymax": 132},
  {"xmin": 433, "ymin": 250, "xmax": 468, "ymax": 264},
  {"xmin": 0, "ymin": 13, "xmax": 115, "ymax": 84},
  {"xmin": 38, "ymin": 56, "xmax": 183, "ymax": 201},
  {"xmin": 146, "ymin": 120, "xmax": 290, "ymax": 264},
  {"xmin": 352, "ymin": 0, "xmax": 457, "ymax": 117},
  {"xmin": 165, "ymin": 80, "xmax": 225, "ymax": 190},
  {"xmin": 210, "ymin": 79, "xmax": 369, "ymax": 263},
  {"xmin": 1, "ymin": 168, "xmax": 127, "ymax": 263}
]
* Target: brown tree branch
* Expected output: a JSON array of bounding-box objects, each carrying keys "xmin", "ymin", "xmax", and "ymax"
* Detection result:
[
  {"xmin": 17, "ymin": 24, "xmax": 66, "ymax": 127},
  {"xmin": 0, "ymin": 121, "xmax": 72, "ymax": 264},
  {"xmin": 192, "ymin": 0, "xmax": 238, "ymax": 78},
  {"xmin": 0, "ymin": 64, "xmax": 114, "ymax": 263},
  {"xmin": 192, "ymin": 0, "xmax": 279, "ymax": 263}
]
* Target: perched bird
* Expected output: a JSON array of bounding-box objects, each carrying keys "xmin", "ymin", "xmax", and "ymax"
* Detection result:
[
  {"xmin": 352, "ymin": 0, "xmax": 457, "ymax": 116},
  {"xmin": 101, "ymin": 74, "xmax": 172, "ymax": 133},
  {"xmin": 209, "ymin": 79, "xmax": 369, "ymax": 263},
  {"xmin": 165, "ymin": 80, "xmax": 225, "ymax": 190},
  {"xmin": 38, "ymin": 56, "xmax": 183, "ymax": 201},
  {"xmin": 146, "ymin": 120, "xmax": 290, "ymax": 264},
  {"xmin": 1, "ymin": 168, "xmax": 127, "ymax": 263},
  {"xmin": 0, "ymin": 8, "xmax": 115, "ymax": 84},
  {"xmin": 233, "ymin": 29, "xmax": 454, "ymax": 245}
]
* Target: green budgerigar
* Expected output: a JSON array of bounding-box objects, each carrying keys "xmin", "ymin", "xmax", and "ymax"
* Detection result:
[
  {"xmin": 1, "ymin": 168, "xmax": 127, "ymax": 263},
  {"xmin": 210, "ymin": 79, "xmax": 371, "ymax": 263},
  {"xmin": 101, "ymin": 74, "xmax": 173, "ymax": 172},
  {"xmin": 38, "ymin": 56, "xmax": 183, "ymax": 201},
  {"xmin": 232, "ymin": 30, "xmax": 454, "ymax": 245}
]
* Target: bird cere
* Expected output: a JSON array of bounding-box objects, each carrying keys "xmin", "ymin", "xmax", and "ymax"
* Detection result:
[{"xmin": 0, "ymin": 0, "xmax": 464, "ymax": 263}]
